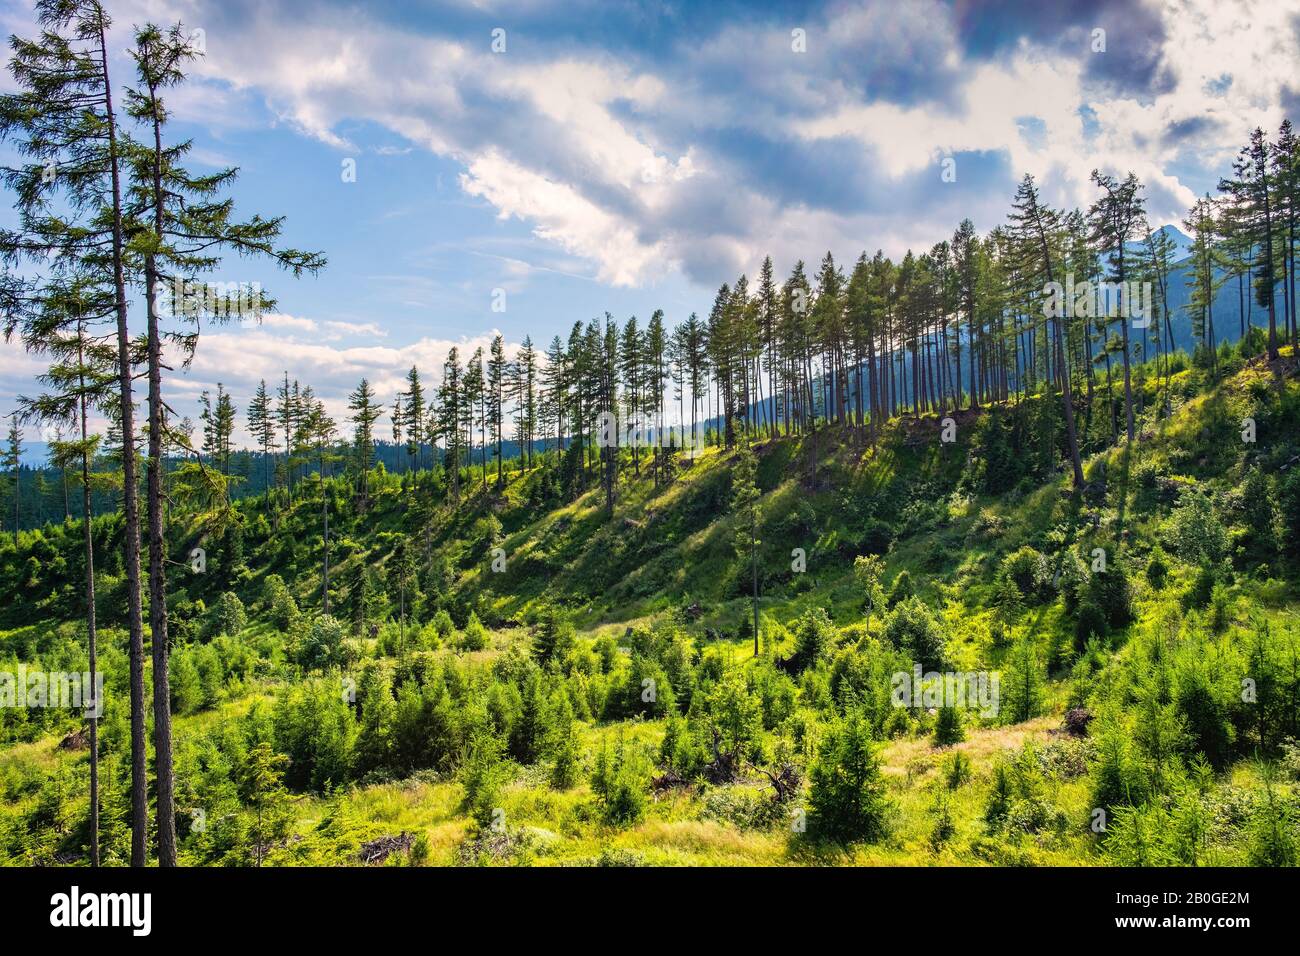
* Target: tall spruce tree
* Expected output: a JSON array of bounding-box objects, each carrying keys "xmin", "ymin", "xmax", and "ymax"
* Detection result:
[
  {"xmin": 10, "ymin": 278, "xmax": 116, "ymax": 865},
  {"xmin": 1009, "ymin": 174, "xmax": 1085, "ymax": 490},
  {"xmin": 125, "ymin": 22, "xmax": 324, "ymax": 862},
  {"xmin": 0, "ymin": 0, "xmax": 151, "ymax": 864},
  {"xmin": 1088, "ymin": 170, "xmax": 1146, "ymax": 443},
  {"xmin": 348, "ymin": 378, "xmax": 382, "ymax": 511},
  {"xmin": 3, "ymin": 412, "xmax": 19, "ymax": 544}
]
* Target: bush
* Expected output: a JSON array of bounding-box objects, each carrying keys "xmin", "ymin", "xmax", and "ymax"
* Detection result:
[
  {"xmin": 262, "ymin": 574, "xmax": 299, "ymax": 631},
  {"xmin": 459, "ymin": 611, "xmax": 489, "ymax": 652},
  {"xmin": 1183, "ymin": 563, "xmax": 1219, "ymax": 611},
  {"xmin": 886, "ymin": 570, "xmax": 914, "ymax": 609},
  {"xmin": 1056, "ymin": 551, "xmax": 1089, "ymax": 613},
  {"xmin": 1145, "ymin": 548, "xmax": 1169, "ymax": 590},
  {"xmin": 749, "ymin": 662, "xmax": 796, "ymax": 730},
  {"xmin": 1000, "ymin": 637, "xmax": 1043, "ymax": 723},
  {"xmin": 929, "ymin": 793, "xmax": 955, "ymax": 849},
  {"xmin": 992, "ymin": 572, "xmax": 1024, "ymax": 623},
  {"xmin": 882, "ymin": 597, "xmax": 948, "ymax": 670},
  {"xmin": 210, "ymin": 591, "xmax": 247, "ymax": 638},
  {"xmin": 1167, "ymin": 491, "xmax": 1227, "ymax": 565},
  {"xmin": 1085, "ymin": 563, "xmax": 1135, "ymax": 630},
  {"xmin": 659, "ymin": 711, "xmax": 704, "ymax": 776},
  {"xmin": 1001, "ymin": 547, "xmax": 1050, "ymax": 602},
  {"xmin": 614, "ymin": 655, "xmax": 675, "ymax": 720},
  {"xmin": 933, "ymin": 705, "xmax": 964, "ymax": 746},
  {"xmin": 591, "ymin": 732, "xmax": 651, "ymax": 827},
  {"xmin": 432, "ymin": 608, "xmax": 455, "ymax": 640},
  {"xmin": 1238, "ymin": 467, "xmax": 1280, "ymax": 555},
  {"xmin": 944, "ymin": 752, "xmax": 972, "ymax": 789},
  {"xmin": 170, "ymin": 650, "xmax": 203, "ymax": 714},
  {"xmin": 1074, "ymin": 601, "xmax": 1109, "ymax": 649},
  {"xmin": 1209, "ymin": 582, "xmax": 1232, "ymax": 633},
  {"xmin": 984, "ymin": 763, "xmax": 1012, "ymax": 830},
  {"xmin": 852, "ymin": 554, "xmax": 886, "ymax": 620},
  {"xmin": 1279, "ymin": 470, "xmax": 1300, "ymax": 559},
  {"xmin": 1089, "ymin": 717, "xmax": 1147, "ymax": 815},
  {"xmin": 297, "ymin": 614, "xmax": 346, "ymax": 671},
  {"xmin": 1247, "ymin": 778, "xmax": 1298, "ymax": 865},
  {"xmin": 703, "ymin": 784, "xmax": 783, "ymax": 830},
  {"xmin": 531, "ymin": 606, "xmax": 575, "ymax": 664},
  {"xmin": 545, "ymin": 693, "xmax": 581, "ymax": 789},
  {"xmin": 789, "ymin": 607, "xmax": 835, "ymax": 672},
  {"xmin": 461, "ymin": 730, "xmax": 509, "ymax": 830},
  {"xmin": 807, "ymin": 709, "xmax": 889, "ymax": 844}
]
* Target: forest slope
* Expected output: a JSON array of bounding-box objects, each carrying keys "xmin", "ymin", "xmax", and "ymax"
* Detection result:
[{"xmin": 2, "ymin": 349, "xmax": 1299, "ymax": 866}]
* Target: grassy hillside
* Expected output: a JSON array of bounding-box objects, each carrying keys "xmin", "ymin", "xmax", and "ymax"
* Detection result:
[{"xmin": 2, "ymin": 349, "xmax": 1299, "ymax": 867}]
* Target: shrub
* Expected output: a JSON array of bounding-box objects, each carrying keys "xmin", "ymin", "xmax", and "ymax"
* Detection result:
[
  {"xmin": 262, "ymin": 574, "xmax": 299, "ymax": 631},
  {"xmin": 1279, "ymin": 470, "xmax": 1300, "ymax": 559},
  {"xmin": 170, "ymin": 650, "xmax": 203, "ymax": 714},
  {"xmin": 297, "ymin": 614, "xmax": 346, "ymax": 671},
  {"xmin": 1088, "ymin": 717, "xmax": 1147, "ymax": 815},
  {"xmin": 459, "ymin": 611, "xmax": 489, "ymax": 652},
  {"xmin": 852, "ymin": 554, "xmax": 886, "ymax": 620},
  {"xmin": 749, "ymin": 662, "xmax": 797, "ymax": 730},
  {"xmin": 933, "ymin": 705, "xmax": 964, "ymax": 746},
  {"xmin": 790, "ymin": 607, "xmax": 835, "ymax": 672},
  {"xmin": 531, "ymin": 606, "xmax": 575, "ymax": 664},
  {"xmin": 1145, "ymin": 548, "xmax": 1169, "ymax": 590},
  {"xmin": 885, "ymin": 570, "xmax": 913, "ymax": 609},
  {"xmin": 1174, "ymin": 656, "xmax": 1233, "ymax": 768},
  {"xmin": 1056, "ymin": 551, "xmax": 1089, "ymax": 613},
  {"xmin": 702, "ymin": 785, "xmax": 782, "ymax": 830},
  {"xmin": 210, "ymin": 591, "xmax": 247, "ymax": 638},
  {"xmin": 659, "ymin": 711, "xmax": 704, "ymax": 776},
  {"xmin": 1242, "ymin": 780, "xmax": 1294, "ymax": 868},
  {"xmin": 1085, "ymin": 563, "xmax": 1135, "ymax": 630},
  {"xmin": 992, "ymin": 572, "xmax": 1024, "ymax": 623},
  {"xmin": 944, "ymin": 751, "xmax": 972, "ymax": 789},
  {"xmin": 1183, "ymin": 563, "xmax": 1219, "ymax": 610},
  {"xmin": 1001, "ymin": 547, "xmax": 1050, "ymax": 602},
  {"xmin": 615, "ymin": 655, "xmax": 675, "ymax": 719},
  {"xmin": 882, "ymin": 597, "xmax": 948, "ymax": 670},
  {"xmin": 545, "ymin": 692, "xmax": 581, "ymax": 789},
  {"xmin": 807, "ymin": 709, "xmax": 889, "ymax": 844},
  {"xmin": 984, "ymin": 763, "xmax": 1012, "ymax": 830},
  {"xmin": 929, "ymin": 793, "xmax": 955, "ymax": 849},
  {"xmin": 1167, "ymin": 491, "xmax": 1227, "ymax": 565},
  {"xmin": 1000, "ymin": 637, "xmax": 1043, "ymax": 724},
  {"xmin": 1074, "ymin": 601, "xmax": 1109, "ymax": 649},
  {"xmin": 1239, "ymin": 467, "xmax": 1281, "ymax": 555},
  {"xmin": 432, "ymin": 608, "xmax": 455, "ymax": 640},
  {"xmin": 461, "ymin": 730, "xmax": 509, "ymax": 830},
  {"xmin": 697, "ymin": 670, "xmax": 764, "ymax": 779},
  {"xmin": 591, "ymin": 732, "xmax": 651, "ymax": 827},
  {"xmin": 1209, "ymin": 582, "xmax": 1232, "ymax": 633}
]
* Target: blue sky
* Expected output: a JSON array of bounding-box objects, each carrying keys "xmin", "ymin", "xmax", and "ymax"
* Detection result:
[{"xmin": 1, "ymin": 0, "xmax": 1298, "ymax": 451}]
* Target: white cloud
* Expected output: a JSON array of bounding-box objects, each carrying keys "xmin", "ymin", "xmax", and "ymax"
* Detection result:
[
  {"xmin": 257, "ymin": 314, "xmax": 318, "ymax": 332},
  {"xmin": 459, "ymin": 150, "xmax": 671, "ymax": 286},
  {"xmin": 323, "ymin": 320, "xmax": 388, "ymax": 339}
]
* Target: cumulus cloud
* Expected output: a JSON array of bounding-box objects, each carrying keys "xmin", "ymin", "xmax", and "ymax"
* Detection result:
[{"xmin": 105, "ymin": 0, "xmax": 1295, "ymax": 286}]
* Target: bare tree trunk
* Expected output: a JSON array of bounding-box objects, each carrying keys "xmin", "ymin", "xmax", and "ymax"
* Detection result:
[
  {"xmin": 142, "ymin": 65, "xmax": 177, "ymax": 866},
  {"xmin": 145, "ymin": 260, "xmax": 177, "ymax": 866},
  {"xmin": 97, "ymin": 22, "xmax": 148, "ymax": 867},
  {"xmin": 77, "ymin": 345, "xmax": 99, "ymax": 867}
]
